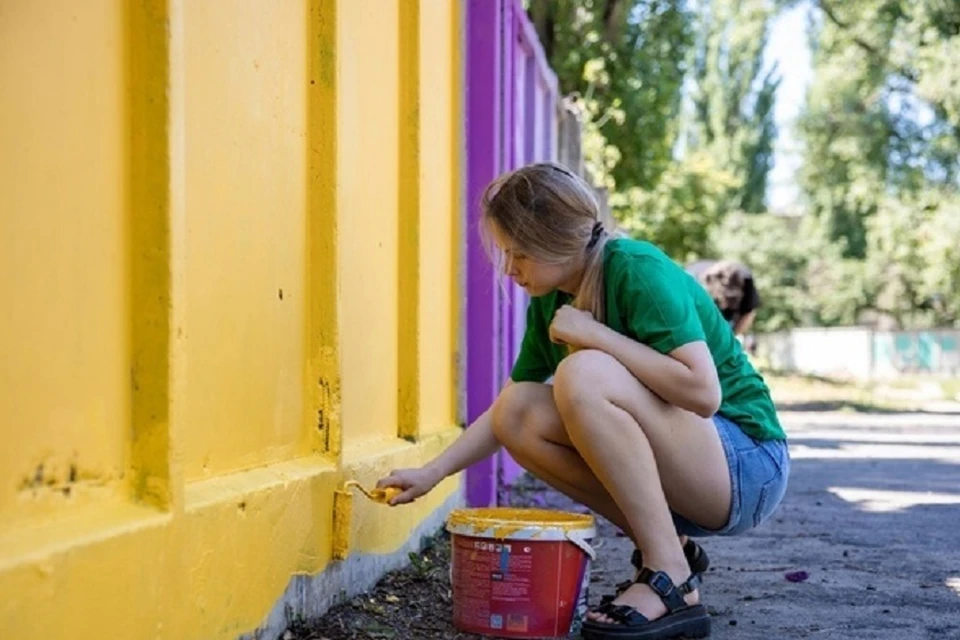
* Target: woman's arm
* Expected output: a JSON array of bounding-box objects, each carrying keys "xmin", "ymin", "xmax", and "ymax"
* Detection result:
[
  {"xmin": 550, "ymin": 305, "xmax": 720, "ymax": 418},
  {"xmin": 588, "ymin": 324, "xmax": 721, "ymax": 418},
  {"xmin": 732, "ymin": 309, "xmax": 757, "ymax": 336},
  {"xmin": 378, "ymin": 381, "xmax": 512, "ymax": 504},
  {"xmin": 424, "ymin": 400, "xmax": 502, "ymax": 479}
]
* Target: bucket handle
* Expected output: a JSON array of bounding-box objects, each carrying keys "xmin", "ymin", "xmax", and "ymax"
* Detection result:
[{"xmin": 566, "ymin": 529, "xmax": 596, "ymax": 560}]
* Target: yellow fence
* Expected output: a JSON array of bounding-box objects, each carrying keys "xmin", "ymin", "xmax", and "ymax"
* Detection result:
[{"xmin": 0, "ymin": 1, "xmax": 463, "ymax": 637}]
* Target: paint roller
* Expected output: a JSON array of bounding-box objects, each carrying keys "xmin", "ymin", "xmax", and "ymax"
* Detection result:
[
  {"xmin": 331, "ymin": 481, "xmax": 404, "ymax": 560},
  {"xmin": 343, "ymin": 480, "xmax": 403, "ymax": 504}
]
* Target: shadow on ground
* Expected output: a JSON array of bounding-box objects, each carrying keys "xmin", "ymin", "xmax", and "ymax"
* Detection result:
[{"xmin": 694, "ymin": 410, "xmax": 960, "ymax": 639}]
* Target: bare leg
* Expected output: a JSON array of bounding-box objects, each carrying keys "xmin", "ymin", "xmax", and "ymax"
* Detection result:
[
  {"xmin": 491, "ymin": 351, "xmax": 731, "ymax": 623},
  {"xmin": 492, "ymin": 383, "xmax": 695, "ymax": 552},
  {"xmin": 492, "ymin": 382, "xmax": 637, "ymax": 537}
]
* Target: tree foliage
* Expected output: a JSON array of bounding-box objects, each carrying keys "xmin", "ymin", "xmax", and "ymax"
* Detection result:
[
  {"xmin": 610, "ymin": 151, "xmax": 738, "ymax": 263},
  {"xmin": 790, "ymin": 0, "xmax": 960, "ymax": 326},
  {"xmin": 527, "ymin": 0, "xmax": 960, "ymax": 330},
  {"xmin": 862, "ymin": 191, "xmax": 960, "ymax": 327},
  {"xmin": 529, "ymin": 0, "xmax": 694, "ymax": 190},
  {"xmin": 711, "ymin": 212, "xmax": 867, "ymax": 331},
  {"xmin": 796, "ymin": 0, "xmax": 960, "ymax": 258},
  {"xmin": 687, "ymin": 0, "xmax": 781, "ymax": 213}
]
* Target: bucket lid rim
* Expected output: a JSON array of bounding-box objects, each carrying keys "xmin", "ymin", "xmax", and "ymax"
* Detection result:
[{"xmin": 445, "ymin": 507, "xmax": 596, "ymax": 532}]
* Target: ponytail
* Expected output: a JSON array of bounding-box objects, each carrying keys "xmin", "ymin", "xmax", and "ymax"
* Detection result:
[{"xmin": 569, "ymin": 221, "xmax": 618, "ymax": 353}]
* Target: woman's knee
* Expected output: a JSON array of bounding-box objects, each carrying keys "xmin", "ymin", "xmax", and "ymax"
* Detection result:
[
  {"xmin": 552, "ymin": 349, "xmax": 621, "ymax": 410},
  {"xmin": 553, "ymin": 349, "xmax": 664, "ymax": 428},
  {"xmin": 491, "ymin": 383, "xmax": 557, "ymax": 448}
]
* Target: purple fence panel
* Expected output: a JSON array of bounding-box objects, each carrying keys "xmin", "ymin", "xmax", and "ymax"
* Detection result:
[
  {"xmin": 465, "ymin": 0, "xmax": 504, "ymax": 508},
  {"xmin": 465, "ymin": 0, "xmax": 559, "ymax": 506},
  {"xmin": 496, "ymin": 0, "xmax": 560, "ymax": 490}
]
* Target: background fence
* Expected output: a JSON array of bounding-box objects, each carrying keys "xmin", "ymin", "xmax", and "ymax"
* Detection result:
[{"xmin": 757, "ymin": 329, "xmax": 960, "ymax": 379}]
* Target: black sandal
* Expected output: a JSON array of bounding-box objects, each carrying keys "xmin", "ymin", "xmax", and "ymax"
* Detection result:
[
  {"xmin": 582, "ymin": 568, "xmax": 711, "ymax": 639},
  {"xmin": 600, "ymin": 541, "xmax": 709, "ymax": 606}
]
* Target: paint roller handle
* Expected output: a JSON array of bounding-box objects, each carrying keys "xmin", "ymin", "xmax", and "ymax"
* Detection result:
[{"xmin": 375, "ymin": 466, "xmax": 444, "ymax": 506}]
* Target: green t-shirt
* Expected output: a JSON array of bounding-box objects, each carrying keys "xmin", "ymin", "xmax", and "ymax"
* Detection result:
[{"xmin": 511, "ymin": 238, "xmax": 785, "ymax": 441}]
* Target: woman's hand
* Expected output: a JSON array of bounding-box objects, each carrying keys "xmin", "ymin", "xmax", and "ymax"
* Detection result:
[
  {"xmin": 376, "ymin": 466, "xmax": 443, "ymax": 506},
  {"xmin": 549, "ymin": 305, "xmax": 602, "ymax": 348}
]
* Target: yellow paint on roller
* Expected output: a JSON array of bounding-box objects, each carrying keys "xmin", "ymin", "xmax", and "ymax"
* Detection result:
[
  {"xmin": 332, "ymin": 481, "xmax": 402, "ymax": 560},
  {"xmin": 331, "ymin": 488, "xmax": 353, "ymax": 561},
  {"xmin": 446, "ymin": 508, "xmax": 595, "ymax": 540}
]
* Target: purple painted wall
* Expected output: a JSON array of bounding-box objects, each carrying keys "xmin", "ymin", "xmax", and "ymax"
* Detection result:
[{"xmin": 465, "ymin": 0, "xmax": 559, "ymax": 507}]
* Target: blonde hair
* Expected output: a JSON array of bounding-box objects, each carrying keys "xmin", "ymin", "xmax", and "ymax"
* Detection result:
[{"xmin": 479, "ymin": 162, "xmax": 619, "ymax": 325}]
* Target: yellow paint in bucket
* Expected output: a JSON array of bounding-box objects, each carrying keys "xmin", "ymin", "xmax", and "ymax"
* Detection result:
[
  {"xmin": 446, "ymin": 508, "xmax": 596, "ymax": 638},
  {"xmin": 447, "ymin": 507, "xmax": 595, "ymax": 541}
]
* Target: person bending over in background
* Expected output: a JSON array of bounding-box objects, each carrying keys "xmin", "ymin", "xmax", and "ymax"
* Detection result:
[{"xmin": 685, "ymin": 259, "xmax": 761, "ymax": 338}]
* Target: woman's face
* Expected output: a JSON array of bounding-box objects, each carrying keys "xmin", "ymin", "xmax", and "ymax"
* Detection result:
[{"xmin": 491, "ymin": 223, "xmax": 581, "ymax": 296}]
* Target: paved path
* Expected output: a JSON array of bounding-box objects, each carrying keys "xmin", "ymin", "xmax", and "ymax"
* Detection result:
[{"xmin": 588, "ymin": 409, "xmax": 960, "ymax": 639}]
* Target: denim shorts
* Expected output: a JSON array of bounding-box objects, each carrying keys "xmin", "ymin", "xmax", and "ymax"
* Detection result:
[{"xmin": 671, "ymin": 414, "xmax": 790, "ymax": 537}]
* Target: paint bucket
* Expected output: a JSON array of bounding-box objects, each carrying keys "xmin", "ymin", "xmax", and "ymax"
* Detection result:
[{"xmin": 446, "ymin": 507, "xmax": 596, "ymax": 639}]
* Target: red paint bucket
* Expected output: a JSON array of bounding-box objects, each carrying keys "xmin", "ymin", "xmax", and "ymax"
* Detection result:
[{"xmin": 446, "ymin": 508, "xmax": 596, "ymax": 639}]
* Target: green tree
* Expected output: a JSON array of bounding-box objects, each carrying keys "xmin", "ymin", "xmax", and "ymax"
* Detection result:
[
  {"xmin": 530, "ymin": 0, "xmax": 782, "ymax": 259},
  {"xmin": 862, "ymin": 191, "xmax": 960, "ymax": 328},
  {"xmin": 611, "ymin": 0, "xmax": 781, "ymax": 259},
  {"xmin": 920, "ymin": 200, "xmax": 960, "ymax": 327},
  {"xmin": 794, "ymin": 0, "xmax": 960, "ymax": 257},
  {"xmin": 686, "ymin": 0, "xmax": 781, "ymax": 213},
  {"xmin": 529, "ymin": 0, "xmax": 694, "ymax": 190},
  {"xmin": 610, "ymin": 150, "xmax": 739, "ymax": 262},
  {"xmin": 529, "ymin": 0, "xmax": 960, "ymax": 330}
]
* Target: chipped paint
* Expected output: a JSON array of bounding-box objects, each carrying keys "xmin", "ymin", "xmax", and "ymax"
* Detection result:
[{"xmin": 17, "ymin": 460, "xmax": 116, "ymax": 499}]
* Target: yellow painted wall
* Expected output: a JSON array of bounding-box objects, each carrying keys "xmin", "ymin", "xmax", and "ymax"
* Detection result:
[
  {"xmin": 0, "ymin": 1, "xmax": 464, "ymax": 638},
  {"xmin": 417, "ymin": 0, "xmax": 459, "ymax": 438},
  {"xmin": 339, "ymin": 0, "xmax": 401, "ymax": 451},
  {"xmin": 181, "ymin": 0, "xmax": 309, "ymax": 481},
  {"xmin": 0, "ymin": 0, "xmax": 130, "ymax": 530}
]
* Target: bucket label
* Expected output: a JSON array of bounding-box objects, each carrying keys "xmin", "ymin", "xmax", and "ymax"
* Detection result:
[{"xmin": 451, "ymin": 534, "xmax": 589, "ymax": 638}]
